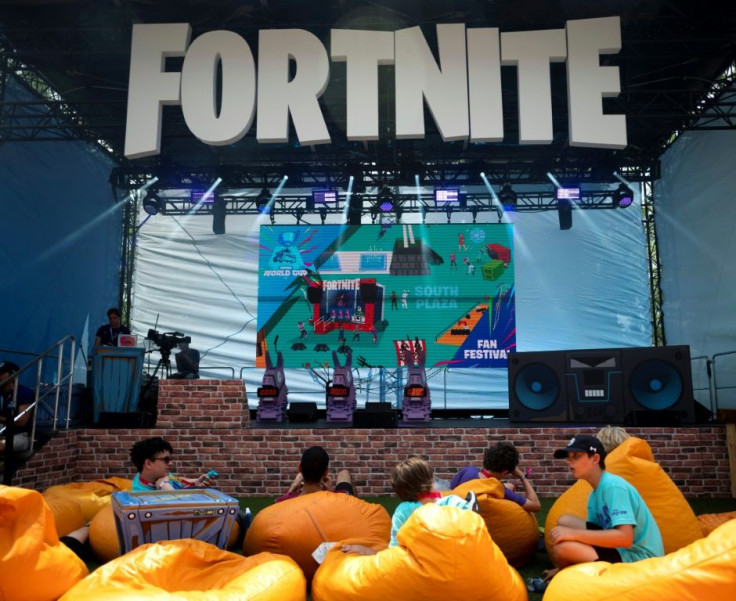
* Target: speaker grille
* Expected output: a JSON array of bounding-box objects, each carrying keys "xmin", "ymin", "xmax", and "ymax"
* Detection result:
[
  {"xmin": 628, "ymin": 359, "xmax": 683, "ymax": 410},
  {"xmin": 513, "ymin": 363, "xmax": 561, "ymax": 410}
]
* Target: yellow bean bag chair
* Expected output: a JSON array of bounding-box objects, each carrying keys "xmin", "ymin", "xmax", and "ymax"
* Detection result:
[
  {"xmin": 45, "ymin": 493, "xmax": 86, "ymax": 538},
  {"xmin": 61, "ymin": 538, "xmax": 306, "ymax": 601},
  {"xmin": 545, "ymin": 437, "xmax": 703, "ymax": 555},
  {"xmin": 698, "ymin": 511, "xmax": 736, "ymax": 536},
  {"xmin": 450, "ymin": 478, "xmax": 539, "ymax": 566},
  {"xmin": 89, "ymin": 503, "xmax": 120, "ymax": 563},
  {"xmin": 0, "ymin": 485, "xmax": 88, "ymax": 601},
  {"xmin": 544, "ymin": 518, "xmax": 736, "ymax": 601},
  {"xmin": 312, "ymin": 503, "xmax": 527, "ymax": 601},
  {"xmin": 244, "ymin": 492, "xmax": 391, "ymax": 582},
  {"xmin": 43, "ymin": 478, "xmax": 132, "ymax": 523}
]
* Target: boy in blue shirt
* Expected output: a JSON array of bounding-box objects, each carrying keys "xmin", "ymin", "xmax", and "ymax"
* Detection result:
[{"xmin": 547, "ymin": 434, "xmax": 664, "ymax": 577}]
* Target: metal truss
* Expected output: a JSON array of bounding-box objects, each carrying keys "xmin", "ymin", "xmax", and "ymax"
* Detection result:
[{"xmin": 138, "ymin": 188, "xmax": 628, "ymax": 219}]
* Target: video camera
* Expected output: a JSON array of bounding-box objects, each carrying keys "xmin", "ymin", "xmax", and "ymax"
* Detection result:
[{"xmin": 146, "ymin": 329, "xmax": 191, "ymax": 352}]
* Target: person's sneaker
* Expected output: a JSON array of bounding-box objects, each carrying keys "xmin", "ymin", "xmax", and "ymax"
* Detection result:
[
  {"xmin": 464, "ymin": 490, "xmax": 480, "ymax": 513},
  {"xmin": 525, "ymin": 577, "xmax": 549, "ymax": 593}
]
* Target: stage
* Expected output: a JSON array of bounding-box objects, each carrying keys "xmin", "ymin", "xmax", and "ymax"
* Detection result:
[{"xmin": 14, "ymin": 380, "xmax": 733, "ymax": 500}]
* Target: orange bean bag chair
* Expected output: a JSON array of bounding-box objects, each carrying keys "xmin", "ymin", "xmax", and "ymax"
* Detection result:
[
  {"xmin": 0, "ymin": 485, "xmax": 88, "ymax": 601},
  {"xmin": 312, "ymin": 503, "xmax": 527, "ymax": 601},
  {"xmin": 450, "ymin": 478, "xmax": 539, "ymax": 566},
  {"xmin": 698, "ymin": 511, "xmax": 736, "ymax": 536},
  {"xmin": 243, "ymin": 492, "xmax": 391, "ymax": 582},
  {"xmin": 545, "ymin": 437, "xmax": 703, "ymax": 555},
  {"xmin": 61, "ymin": 538, "xmax": 306, "ymax": 601},
  {"xmin": 544, "ymin": 518, "xmax": 736, "ymax": 601},
  {"xmin": 45, "ymin": 493, "xmax": 86, "ymax": 538},
  {"xmin": 43, "ymin": 478, "xmax": 132, "ymax": 523},
  {"xmin": 89, "ymin": 503, "xmax": 120, "ymax": 563}
]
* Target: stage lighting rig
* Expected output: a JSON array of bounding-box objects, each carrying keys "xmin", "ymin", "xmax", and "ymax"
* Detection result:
[
  {"xmin": 613, "ymin": 183, "xmax": 634, "ymax": 208},
  {"xmin": 142, "ymin": 191, "xmax": 163, "ymax": 215},
  {"xmin": 498, "ymin": 184, "xmax": 517, "ymax": 210}
]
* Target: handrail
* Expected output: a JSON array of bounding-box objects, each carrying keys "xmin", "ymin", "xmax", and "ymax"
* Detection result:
[
  {"xmin": 2, "ymin": 336, "xmax": 76, "ymax": 460},
  {"xmin": 199, "ymin": 366, "xmax": 235, "ymax": 378},
  {"xmin": 711, "ymin": 351, "xmax": 736, "ymax": 415}
]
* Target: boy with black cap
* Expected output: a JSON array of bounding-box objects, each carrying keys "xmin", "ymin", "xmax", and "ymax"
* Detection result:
[{"xmin": 546, "ymin": 434, "xmax": 663, "ymax": 576}]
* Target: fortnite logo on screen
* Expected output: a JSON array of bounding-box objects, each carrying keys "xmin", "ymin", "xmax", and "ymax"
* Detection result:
[{"xmin": 125, "ymin": 17, "xmax": 626, "ymax": 158}]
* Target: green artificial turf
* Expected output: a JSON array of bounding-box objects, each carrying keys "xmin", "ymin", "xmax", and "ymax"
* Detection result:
[{"xmin": 89, "ymin": 496, "xmax": 736, "ymax": 601}]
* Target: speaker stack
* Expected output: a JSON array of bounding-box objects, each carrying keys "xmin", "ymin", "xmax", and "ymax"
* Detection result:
[{"xmin": 508, "ymin": 345, "xmax": 695, "ymax": 425}]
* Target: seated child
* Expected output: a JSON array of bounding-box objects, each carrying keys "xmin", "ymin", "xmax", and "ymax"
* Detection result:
[
  {"xmin": 129, "ymin": 437, "xmax": 215, "ymax": 491},
  {"xmin": 451, "ymin": 441, "xmax": 541, "ymax": 513},
  {"xmin": 341, "ymin": 456, "xmax": 478, "ymax": 554}
]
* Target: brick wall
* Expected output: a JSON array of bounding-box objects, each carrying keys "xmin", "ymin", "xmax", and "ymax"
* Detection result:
[{"xmin": 13, "ymin": 380, "xmax": 733, "ymax": 499}]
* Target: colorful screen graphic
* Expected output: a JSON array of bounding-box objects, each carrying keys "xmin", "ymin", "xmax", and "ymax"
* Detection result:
[{"xmin": 257, "ymin": 223, "xmax": 515, "ymax": 369}]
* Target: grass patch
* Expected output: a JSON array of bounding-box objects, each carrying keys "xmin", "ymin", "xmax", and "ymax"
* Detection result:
[{"xmin": 92, "ymin": 496, "xmax": 736, "ymax": 601}]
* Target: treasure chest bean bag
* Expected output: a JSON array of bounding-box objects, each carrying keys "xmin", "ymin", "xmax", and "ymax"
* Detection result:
[
  {"xmin": 61, "ymin": 538, "xmax": 306, "ymax": 601},
  {"xmin": 311, "ymin": 503, "xmax": 527, "ymax": 601},
  {"xmin": 544, "ymin": 518, "xmax": 736, "ymax": 601},
  {"xmin": 450, "ymin": 478, "xmax": 539, "ymax": 566},
  {"xmin": 243, "ymin": 491, "xmax": 391, "ymax": 582},
  {"xmin": 545, "ymin": 437, "xmax": 703, "ymax": 555},
  {"xmin": 0, "ymin": 486, "xmax": 88, "ymax": 601}
]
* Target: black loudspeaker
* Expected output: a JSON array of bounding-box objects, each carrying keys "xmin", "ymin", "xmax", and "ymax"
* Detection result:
[
  {"xmin": 354, "ymin": 404, "xmax": 397, "ymax": 428},
  {"xmin": 557, "ymin": 199, "xmax": 572, "ymax": 230},
  {"xmin": 359, "ymin": 283, "xmax": 377, "ymax": 303},
  {"xmin": 565, "ymin": 348, "xmax": 626, "ymax": 423},
  {"xmin": 622, "ymin": 345, "xmax": 695, "ymax": 424},
  {"xmin": 212, "ymin": 198, "xmax": 226, "ymax": 235},
  {"xmin": 508, "ymin": 351, "xmax": 569, "ymax": 422},
  {"xmin": 288, "ymin": 402, "xmax": 318, "ymax": 422}
]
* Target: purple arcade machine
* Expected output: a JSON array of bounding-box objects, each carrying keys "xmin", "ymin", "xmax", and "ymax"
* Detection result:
[
  {"xmin": 326, "ymin": 349, "xmax": 356, "ymax": 423},
  {"xmin": 401, "ymin": 345, "xmax": 431, "ymax": 426},
  {"xmin": 256, "ymin": 338, "xmax": 288, "ymax": 422}
]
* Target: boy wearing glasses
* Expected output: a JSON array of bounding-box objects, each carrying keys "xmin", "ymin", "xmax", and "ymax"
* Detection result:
[
  {"xmin": 546, "ymin": 434, "xmax": 663, "ymax": 577},
  {"xmin": 130, "ymin": 437, "xmax": 214, "ymax": 491}
]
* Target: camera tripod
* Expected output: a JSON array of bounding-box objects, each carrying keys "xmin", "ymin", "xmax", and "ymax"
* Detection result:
[{"xmin": 141, "ymin": 345, "xmax": 173, "ymax": 400}]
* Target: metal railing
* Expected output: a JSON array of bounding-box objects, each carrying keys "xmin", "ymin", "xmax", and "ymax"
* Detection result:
[{"xmin": 2, "ymin": 335, "xmax": 76, "ymax": 483}]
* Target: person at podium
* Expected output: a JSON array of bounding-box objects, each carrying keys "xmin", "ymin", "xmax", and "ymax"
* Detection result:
[{"xmin": 94, "ymin": 307, "xmax": 130, "ymax": 347}]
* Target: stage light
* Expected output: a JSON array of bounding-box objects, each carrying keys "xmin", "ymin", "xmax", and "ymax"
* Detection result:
[
  {"xmin": 613, "ymin": 183, "xmax": 634, "ymax": 208},
  {"xmin": 557, "ymin": 198, "xmax": 572, "ymax": 230},
  {"xmin": 498, "ymin": 184, "xmax": 517, "ymax": 210},
  {"xmin": 319, "ymin": 207, "xmax": 327, "ymax": 224},
  {"xmin": 295, "ymin": 208, "xmax": 305, "ymax": 223},
  {"xmin": 470, "ymin": 206, "xmax": 479, "ymax": 223},
  {"xmin": 419, "ymin": 203, "xmax": 427, "ymax": 223},
  {"xmin": 256, "ymin": 187, "xmax": 271, "ymax": 213},
  {"xmin": 377, "ymin": 185, "xmax": 395, "ymax": 212},
  {"xmin": 395, "ymin": 207, "xmax": 403, "ymax": 223},
  {"xmin": 142, "ymin": 191, "xmax": 163, "ymax": 215},
  {"xmin": 347, "ymin": 193, "xmax": 363, "ymax": 225},
  {"xmin": 445, "ymin": 205, "xmax": 453, "ymax": 223},
  {"xmin": 212, "ymin": 197, "xmax": 226, "ymax": 234}
]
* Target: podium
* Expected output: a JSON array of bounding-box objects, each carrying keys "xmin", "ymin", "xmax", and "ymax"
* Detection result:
[{"xmin": 92, "ymin": 346, "xmax": 144, "ymax": 422}]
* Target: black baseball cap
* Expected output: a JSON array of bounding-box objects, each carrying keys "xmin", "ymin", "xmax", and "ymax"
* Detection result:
[
  {"xmin": 0, "ymin": 361, "xmax": 20, "ymax": 375},
  {"xmin": 553, "ymin": 435, "xmax": 607, "ymax": 460}
]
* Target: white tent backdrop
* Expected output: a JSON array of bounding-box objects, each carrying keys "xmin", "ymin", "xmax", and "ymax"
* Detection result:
[
  {"xmin": 131, "ymin": 188, "xmax": 650, "ymax": 409},
  {"xmin": 656, "ymin": 128, "xmax": 736, "ymax": 410}
]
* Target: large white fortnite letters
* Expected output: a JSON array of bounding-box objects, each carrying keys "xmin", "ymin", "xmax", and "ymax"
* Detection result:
[{"xmin": 124, "ymin": 17, "xmax": 626, "ymax": 158}]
